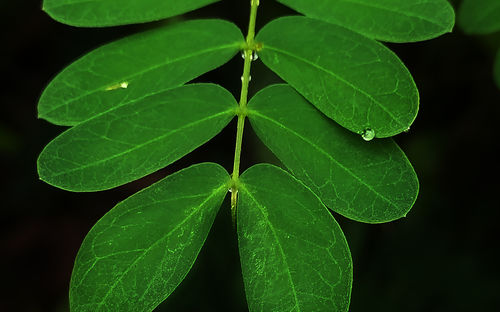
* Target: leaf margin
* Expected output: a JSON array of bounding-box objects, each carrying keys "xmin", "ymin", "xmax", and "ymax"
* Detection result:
[{"xmin": 69, "ymin": 161, "xmax": 231, "ymax": 312}]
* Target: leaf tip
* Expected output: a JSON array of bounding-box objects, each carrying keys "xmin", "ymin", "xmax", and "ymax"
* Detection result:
[
  {"xmin": 40, "ymin": 0, "xmax": 48, "ymax": 12},
  {"xmin": 41, "ymin": 1, "xmax": 56, "ymax": 17},
  {"xmin": 37, "ymin": 110, "xmax": 46, "ymax": 121}
]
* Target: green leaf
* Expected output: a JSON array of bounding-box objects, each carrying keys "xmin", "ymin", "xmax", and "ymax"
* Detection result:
[
  {"xmin": 238, "ymin": 164, "xmax": 352, "ymax": 312},
  {"xmin": 43, "ymin": 0, "xmax": 219, "ymax": 27},
  {"xmin": 38, "ymin": 19, "xmax": 243, "ymax": 126},
  {"xmin": 256, "ymin": 16, "xmax": 419, "ymax": 138},
  {"xmin": 248, "ymin": 85, "xmax": 419, "ymax": 223},
  {"xmin": 37, "ymin": 84, "xmax": 237, "ymax": 192},
  {"xmin": 277, "ymin": 0, "xmax": 455, "ymax": 43},
  {"xmin": 494, "ymin": 49, "xmax": 500, "ymax": 89},
  {"xmin": 69, "ymin": 162, "xmax": 229, "ymax": 312},
  {"xmin": 458, "ymin": 0, "xmax": 500, "ymax": 34}
]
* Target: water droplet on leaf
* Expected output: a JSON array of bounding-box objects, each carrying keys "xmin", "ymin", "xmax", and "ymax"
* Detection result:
[
  {"xmin": 241, "ymin": 51, "xmax": 258, "ymax": 61},
  {"xmin": 105, "ymin": 81, "xmax": 129, "ymax": 91},
  {"xmin": 361, "ymin": 128, "xmax": 375, "ymax": 141}
]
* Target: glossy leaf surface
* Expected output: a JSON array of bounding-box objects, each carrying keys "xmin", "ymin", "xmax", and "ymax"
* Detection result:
[
  {"xmin": 238, "ymin": 164, "xmax": 352, "ymax": 312},
  {"xmin": 43, "ymin": 0, "xmax": 219, "ymax": 27},
  {"xmin": 248, "ymin": 85, "xmax": 418, "ymax": 223},
  {"xmin": 37, "ymin": 84, "xmax": 237, "ymax": 192},
  {"xmin": 38, "ymin": 19, "xmax": 243, "ymax": 126},
  {"xmin": 70, "ymin": 163, "xmax": 229, "ymax": 312},
  {"xmin": 277, "ymin": 0, "xmax": 454, "ymax": 42},
  {"xmin": 257, "ymin": 16, "xmax": 419, "ymax": 138},
  {"xmin": 458, "ymin": 0, "xmax": 500, "ymax": 34}
]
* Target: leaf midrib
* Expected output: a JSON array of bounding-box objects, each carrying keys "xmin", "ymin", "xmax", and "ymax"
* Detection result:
[
  {"xmin": 249, "ymin": 110, "xmax": 398, "ymax": 209},
  {"xmin": 339, "ymin": 0, "xmax": 449, "ymax": 28},
  {"xmin": 240, "ymin": 185, "xmax": 302, "ymax": 312},
  {"xmin": 262, "ymin": 45, "xmax": 405, "ymax": 128},
  {"xmin": 46, "ymin": 110, "xmax": 234, "ymax": 178},
  {"xmin": 42, "ymin": 43, "xmax": 238, "ymax": 117},
  {"xmin": 72, "ymin": 194, "xmax": 215, "ymax": 291},
  {"xmin": 93, "ymin": 183, "xmax": 227, "ymax": 310}
]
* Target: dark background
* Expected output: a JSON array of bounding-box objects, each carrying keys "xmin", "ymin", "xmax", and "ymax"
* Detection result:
[{"xmin": 1, "ymin": 0, "xmax": 499, "ymax": 311}]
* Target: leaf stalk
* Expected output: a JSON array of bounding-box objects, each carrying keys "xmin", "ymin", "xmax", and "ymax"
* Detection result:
[{"xmin": 231, "ymin": 0, "xmax": 260, "ymax": 221}]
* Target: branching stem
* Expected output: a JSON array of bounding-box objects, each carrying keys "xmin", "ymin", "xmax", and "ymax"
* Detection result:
[{"xmin": 231, "ymin": 0, "xmax": 260, "ymax": 222}]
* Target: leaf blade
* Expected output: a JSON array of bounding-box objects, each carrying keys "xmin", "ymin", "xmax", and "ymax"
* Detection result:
[
  {"xmin": 256, "ymin": 16, "xmax": 419, "ymax": 138},
  {"xmin": 277, "ymin": 0, "xmax": 455, "ymax": 42},
  {"xmin": 247, "ymin": 84, "xmax": 418, "ymax": 223},
  {"xmin": 238, "ymin": 164, "xmax": 352, "ymax": 312},
  {"xmin": 43, "ymin": 0, "xmax": 220, "ymax": 27},
  {"xmin": 458, "ymin": 0, "xmax": 500, "ymax": 34},
  {"xmin": 69, "ymin": 162, "xmax": 229, "ymax": 312},
  {"xmin": 38, "ymin": 19, "xmax": 244, "ymax": 126},
  {"xmin": 37, "ymin": 83, "xmax": 237, "ymax": 192}
]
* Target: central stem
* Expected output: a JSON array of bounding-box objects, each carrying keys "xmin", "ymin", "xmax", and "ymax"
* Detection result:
[{"xmin": 231, "ymin": 0, "xmax": 260, "ymax": 221}]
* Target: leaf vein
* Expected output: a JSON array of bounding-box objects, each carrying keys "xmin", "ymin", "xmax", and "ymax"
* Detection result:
[
  {"xmin": 241, "ymin": 186, "xmax": 302, "ymax": 312},
  {"xmin": 250, "ymin": 111, "xmax": 399, "ymax": 208},
  {"xmin": 48, "ymin": 110, "xmax": 232, "ymax": 178},
  {"xmin": 264, "ymin": 45, "xmax": 404, "ymax": 127},
  {"xmin": 94, "ymin": 183, "xmax": 226, "ymax": 309}
]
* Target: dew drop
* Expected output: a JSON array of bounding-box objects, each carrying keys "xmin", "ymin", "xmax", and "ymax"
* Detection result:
[
  {"xmin": 404, "ymin": 127, "xmax": 410, "ymax": 133},
  {"xmin": 241, "ymin": 50, "xmax": 259, "ymax": 61},
  {"xmin": 241, "ymin": 75, "xmax": 251, "ymax": 82},
  {"xmin": 361, "ymin": 128, "xmax": 375, "ymax": 141},
  {"xmin": 251, "ymin": 51, "xmax": 259, "ymax": 61},
  {"xmin": 105, "ymin": 81, "xmax": 129, "ymax": 91}
]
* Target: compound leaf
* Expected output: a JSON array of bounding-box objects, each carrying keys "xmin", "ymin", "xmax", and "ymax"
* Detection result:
[
  {"xmin": 257, "ymin": 16, "xmax": 419, "ymax": 138},
  {"xmin": 248, "ymin": 85, "xmax": 418, "ymax": 223},
  {"xmin": 69, "ymin": 162, "xmax": 229, "ymax": 312},
  {"xmin": 238, "ymin": 164, "xmax": 352, "ymax": 312},
  {"xmin": 38, "ymin": 19, "xmax": 243, "ymax": 126},
  {"xmin": 458, "ymin": 0, "xmax": 500, "ymax": 34},
  {"xmin": 277, "ymin": 0, "xmax": 454, "ymax": 43},
  {"xmin": 37, "ymin": 84, "xmax": 236, "ymax": 192},
  {"xmin": 43, "ymin": 0, "xmax": 220, "ymax": 27}
]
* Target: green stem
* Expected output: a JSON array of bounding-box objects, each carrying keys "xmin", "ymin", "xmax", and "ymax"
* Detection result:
[{"xmin": 231, "ymin": 0, "xmax": 260, "ymax": 222}]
